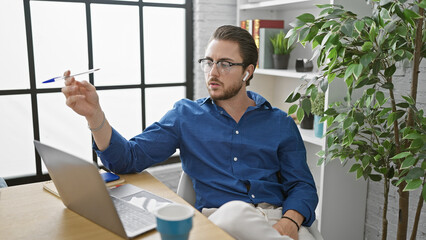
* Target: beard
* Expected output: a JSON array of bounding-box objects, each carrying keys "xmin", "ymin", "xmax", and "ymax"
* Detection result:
[{"xmin": 208, "ymin": 78, "xmax": 244, "ymax": 101}]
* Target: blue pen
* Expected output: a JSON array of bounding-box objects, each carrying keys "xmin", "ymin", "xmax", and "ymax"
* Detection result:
[{"xmin": 42, "ymin": 68, "xmax": 100, "ymax": 83}]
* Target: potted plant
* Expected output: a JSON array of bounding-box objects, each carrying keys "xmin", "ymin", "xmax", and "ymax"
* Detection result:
[
  {"xmin": 311, "ymin": 91, "xmax": 325, "ymax": 138},
  {"xmin": 284, "ymin": 1, "xmax": 425, "ymax": 240},
  {"xmin": 269, "ymin": 30, "xmax": 295, "ymax": 69}
]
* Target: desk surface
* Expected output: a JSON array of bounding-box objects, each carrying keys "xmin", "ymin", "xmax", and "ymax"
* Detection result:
[{"xmin": 0, "ymin": 171, "xmax": 234, "ymax": 240}]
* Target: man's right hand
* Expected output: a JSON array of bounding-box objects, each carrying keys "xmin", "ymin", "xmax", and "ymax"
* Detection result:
[
  {"xmin": 61, "ymin": 70, "xmax": 112, "ymax": 151},
  {"xmin": 61, "ymin": 70, "xmax": 102, "ymax": 120}
]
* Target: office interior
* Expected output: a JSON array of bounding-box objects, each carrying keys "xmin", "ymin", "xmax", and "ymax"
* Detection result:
[{"xmin": 1, "ymin": 1, "xmax": 425, "ymax": 240}]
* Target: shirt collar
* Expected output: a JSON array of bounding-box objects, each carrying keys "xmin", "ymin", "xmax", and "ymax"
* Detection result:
[{"xmin": 198, "ymin": 91, "xmax": 272, "ymax": 110}]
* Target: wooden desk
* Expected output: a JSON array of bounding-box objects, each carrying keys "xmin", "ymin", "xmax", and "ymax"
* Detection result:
[{"xmin": 0, "ymin": 171, "xmax": 234, "ymax": 240}]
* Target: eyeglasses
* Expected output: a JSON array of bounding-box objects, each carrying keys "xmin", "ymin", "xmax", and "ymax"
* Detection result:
[{"xmin": 198, "ymin": 58, "xmax": 245, "ymax": 74}]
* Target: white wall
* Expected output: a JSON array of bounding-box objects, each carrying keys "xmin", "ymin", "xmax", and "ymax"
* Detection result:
[{"xmin": 193, "ymin": 0, "xmax": 237, "ymax": 99}]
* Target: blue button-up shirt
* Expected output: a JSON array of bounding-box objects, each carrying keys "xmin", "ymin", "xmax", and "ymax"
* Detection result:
[{"xmin": 95, "ymin": 91, "xmax": 318, "ymax": 226}]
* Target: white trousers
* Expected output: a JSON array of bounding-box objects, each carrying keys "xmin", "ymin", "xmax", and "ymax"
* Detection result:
[{"xmin": 204, "ymin": 200, "xmax": 315, "ymax": 240}]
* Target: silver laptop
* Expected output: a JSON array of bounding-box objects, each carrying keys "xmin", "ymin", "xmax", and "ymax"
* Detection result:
[{"xmin": 34, "ymin": 140, "xmax": 172, "ymax": 239}]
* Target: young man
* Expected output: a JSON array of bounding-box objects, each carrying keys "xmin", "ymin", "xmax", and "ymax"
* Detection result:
[{"xmin": 62, "ymin": 25, "xmax": 318, "ymax": 240}]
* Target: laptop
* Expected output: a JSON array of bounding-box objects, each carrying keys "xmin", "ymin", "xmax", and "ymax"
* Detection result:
[{"xmin": 34, "ymin": 140, "xmax": 172, "ymax": 239}]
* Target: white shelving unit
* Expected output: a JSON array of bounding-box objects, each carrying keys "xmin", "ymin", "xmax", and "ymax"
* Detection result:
[{"xmin": 240, "ymin": 1, "xmax": 370, "ymax": 239}]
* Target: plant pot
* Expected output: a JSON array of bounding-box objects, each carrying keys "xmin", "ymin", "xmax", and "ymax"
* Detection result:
[
  {"xmin": 300, "ymin": 113, "xmax": 314, "ymax": 129},
  {"xmin": 314, "ymin": 115, "xmax": 324, "ymax": 138},
  {"xmin": 272, "ymin": 54, "xmax": 290, "ymax": 69}
]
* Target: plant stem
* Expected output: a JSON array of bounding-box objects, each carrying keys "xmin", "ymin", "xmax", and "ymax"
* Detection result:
[
  {"xmin": 382, "ymin": 175, "xmax": 390, "ymax": 240},
  {"xmin": 410, "ymin": 177, "xmax": 425, "ymax": 240}
]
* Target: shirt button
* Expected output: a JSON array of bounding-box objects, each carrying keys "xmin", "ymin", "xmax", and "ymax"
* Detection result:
[
  {"xmin": 251, "ymin": 194, "xmax": 255, "ymax": 199},
  {"xmin": 220, "ymin": 111, "xmax": 224, "ymax": 114},
  {"xmin": 233, "ymin": 157, "xmax": 238, "ymax": 161},
  {"xmin": 235, "ymin": 130, "xmax": 239, "ymax": 134}
]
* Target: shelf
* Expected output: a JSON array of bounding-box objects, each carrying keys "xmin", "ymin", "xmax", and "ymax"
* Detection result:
[
  {"xmin": 298, "ymin": 126, "xmax": 324, "ymax": 147},
  {"xmin": 254, "ymin": 68, "xmax": 318, "ymax": 79},
  {"xmin": 240, "ymin": 0, "xmax": 321, "ymax": 11}
]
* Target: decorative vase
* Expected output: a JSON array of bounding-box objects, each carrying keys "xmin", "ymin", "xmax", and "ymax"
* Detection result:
[
  {"xmin": 300, "ymin": 113, "xmax": 314, "ymax": 129},
  {"xmin": 272, "ymin": 54, "xmax": 290, "ymax": 69},
  {"xmin": 314, "ymin": 115, "xmax": 324, "ymax": 138}
]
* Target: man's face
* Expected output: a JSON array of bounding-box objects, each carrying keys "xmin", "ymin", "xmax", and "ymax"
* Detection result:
[{"xmin": 203, "ymin": 40, "xmax": 245, "ymax": 101}]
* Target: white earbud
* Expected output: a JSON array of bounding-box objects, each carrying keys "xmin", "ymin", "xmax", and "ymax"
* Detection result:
[{"xmin": 243, "ymin": 72, "xmax": 249, "ymax": 82}]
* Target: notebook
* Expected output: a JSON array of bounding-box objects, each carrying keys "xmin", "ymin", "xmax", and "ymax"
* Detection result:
[{"xmin": 34, "ymin": 140, "xmax": 172, "ymax": 239}]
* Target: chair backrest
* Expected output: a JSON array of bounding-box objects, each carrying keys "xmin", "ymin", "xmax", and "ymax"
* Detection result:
[
  {"xmin": 0, "ymin": 177, "xmax": 7, "ymax": 188},
  {"xmin": 176, "ymin": 171, "xmax": 196, "ymax": 206}
]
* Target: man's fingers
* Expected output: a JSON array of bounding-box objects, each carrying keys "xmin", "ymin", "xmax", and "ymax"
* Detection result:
[
  {"xmin": 65, "ymin": 95, "xmax": 85, "ymax": 108},
  {"xmin": 80, "ymin": 80, "xmax": 96, "ymax": 91}
]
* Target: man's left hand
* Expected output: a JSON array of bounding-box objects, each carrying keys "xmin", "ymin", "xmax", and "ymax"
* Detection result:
[
  {"xmin": 272, "ymin": 210, "xmax": 304, "ymax": 240},
  {"xmin": 273, "ymin": 218, "xmax": 298, "ymax": 240}
]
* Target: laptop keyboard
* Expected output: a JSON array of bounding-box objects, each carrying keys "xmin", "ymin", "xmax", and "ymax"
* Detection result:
[{"xmin": 111, "ymin": 196, "xmax": 156, "ymax": 233}]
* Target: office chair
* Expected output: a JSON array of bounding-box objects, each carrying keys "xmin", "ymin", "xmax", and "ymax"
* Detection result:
[
  {"xmin": 0, "ymin": 177, "xmax": 7, "ymax": 188},
  {"xmin": 176, "ymin": 171, "xmax": 323, "ymax": 240}
]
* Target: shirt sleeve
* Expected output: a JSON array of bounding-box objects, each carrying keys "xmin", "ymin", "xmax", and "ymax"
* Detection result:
[
  {"xmin": 94, "ymin": 104, "xmax": 181, "ymax": 174},
  {"xmin": 278, "ymin": 115, "xmax": 319, "ymax": 227}
]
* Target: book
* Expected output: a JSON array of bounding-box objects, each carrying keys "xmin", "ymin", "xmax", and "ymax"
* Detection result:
[
  {"xmin": 259, "ymin": 28, "xmax": 283, "ymax": 69},
  {"xmin": 246, "ymin": 19, "xmax": 253, "ymax": 35},
  {"xmin": 43, "ymin": 173, "xmax": 125, "ymax": 198},
  {"xmin": 253, "ymin": 19, "xmax": 284, "ymax": 48},
  {"xmin": 240, "ymin": 20, "xmax": 246, "ymax": 30}
]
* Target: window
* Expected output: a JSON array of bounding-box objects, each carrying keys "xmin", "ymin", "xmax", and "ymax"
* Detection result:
[{"xmin": 0, "ymin": 0, "xmax": 193, "ymax": 185}]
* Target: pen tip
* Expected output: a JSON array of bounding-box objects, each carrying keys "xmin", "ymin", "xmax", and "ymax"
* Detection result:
[{"xmin": 42, "ymin": 78, "xmax": 55, "ymax": 84}]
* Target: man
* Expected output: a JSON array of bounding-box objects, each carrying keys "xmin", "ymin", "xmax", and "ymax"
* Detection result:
[{"xmin": 62, "ymin": 25, "xmax": 318, "ymax": 240}]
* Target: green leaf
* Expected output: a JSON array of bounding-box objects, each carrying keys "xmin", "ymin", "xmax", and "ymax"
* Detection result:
[
  {"xmin": 391, "ymin": 152, "xmax": 412, "ymax": 160},
  {"xmin": 289, "ymin": 19, "xmax": 306, "ymax": 29},
  {"xmin": 376, "ymin": 91, "xmax": 385, "ymax": 106},
  {"xmin": 395, "ymin": 26, "xmax": 408, "ymax": 37},
  {"xmin": 349, "ymin": 163, "xmax": 361, "ymax": 173},
  {"xmin": 404, "ymin": 133, "xmax": 423, "ymax": 140},
  {"xmin": 361, "ymin": 42, "xmax": 373, "ymax": 52},
  {"xmin": 297, "ymin": 13, "xmax": 315, "ymax": 23},
  {"xmin": 321, "ymin": 20, "xmax": 338, "ymax": 29},
  {"xmin": 288, "ymin": 104, "xmax": 298, "ymax": 115},
  {"xmin": 410, "ymin": 138, "xmax": 424, "ymax": 149},
  {"xmin": 403, "ymin": 9, "xmax": 422, "ymax": 26},
  {"xmin": 405, "ymin": 167, "xmax": 424, "ymax": 180},
  {"xmin": 344, "ymin": 64, "xmax": 356, "ymax": 80},
  {"xmin": 360, "ymin": 53, "xmax": 376, "ymax": 67},
  {"xmin": 380, "ymin": 8, "xmax": 392, "ymax": 23},
  {"xmin": 354, "ymin": 112, "xmax": 365, "ymax": 125},
  {"xmin": 343, "ymin": 117, "xmax": 354, "ymax": 129},
  {"xmin": 401, "ymin": 156, "xmax": 416, "ymax": 169},
  {"xmin": 316, "ymin": 4, "xmax": 333, "ymax": 8},
  {"xmin": 369, "ymin": 174, "xmax": 382, "ymax": 181},
  {"xmin": 341, "ymin": 20, "xmax": 354, "ymax": 37},
  {"xmin": 296, "ymin": 107, "xmax": 305, "ymax": 122},
  {"xmin": 354, "ymin": 20, "xmax": 365, "ymax": 33},
  {"xmin": 362, "ymin": 155, "xmax": 370, "ymax": 168},
  {"xmin": 384, "ymin": 65, "xmax": 396, "ymax": 77},
  {"xmin": 356, "ymin": 167, "xmax": 363, "ymax": 179},
  {"xmin": 402, "ymin": 95, "xmax": 415, "ymax": 105},
  {"xmin": 301, "ymin": 97, "xmax": 311, "ymax": 114},
  {"xmin": 418, "ymin": 0, "xmax": 426, "ymax": 8},
  {"xmin": 382, "ymin": 82, "xmax": 394, "ymax": 90},
  {"xmin": 345, "ymin": 76, "xmax": 354, "ymax": 88},
  {"xmin": 387, "ymin": 112, "xmax": 397, "ymax": 127},
  {"xmin": 285, "ymin": 92, "xmax": 301, "ymax": 103},
  {"xmin": 404, "ymin": 179, "xmax": 423, "ymax": 191},
  {"xmin": 353, "ymin": 64, "xmax": 363, "ymax": 79}
]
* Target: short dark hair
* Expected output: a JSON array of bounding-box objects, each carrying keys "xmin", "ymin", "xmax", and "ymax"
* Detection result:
[{"xmin": 209, "ymin": 25, "xmax": 258, "ymax": 85}]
